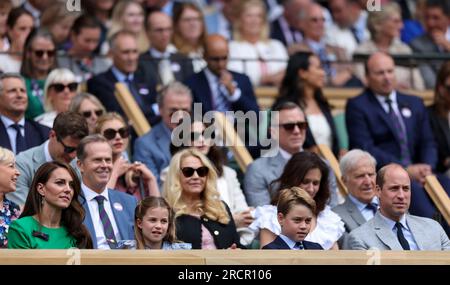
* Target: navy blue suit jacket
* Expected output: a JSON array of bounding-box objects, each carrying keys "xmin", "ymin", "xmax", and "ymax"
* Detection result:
[
  {"xmin": 0, "ymin": 118, "xmax": 50, "ymax": 154},
  {"xmin": 262, "ymin": 236, "xmax": 323, "ymax": 250},
  {"xmin": 184, "ymin": 69, "xmax": 259, "ymax": 114},
  {"xmin": 346, "ymin": 89, "xmax": 438, "ymax": 168},
  {"xmin": 87, "ymin": 68, "xmax": 160, "ymax": 126},
  {"xmin": 80, "ymin": 189, "xmax": 137, "ymax": 249}
]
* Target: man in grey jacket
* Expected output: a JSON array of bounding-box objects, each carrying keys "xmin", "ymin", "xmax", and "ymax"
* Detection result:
[{"xmin": 6, "ymin": 112, "xmax": 88, "ymax": 206}]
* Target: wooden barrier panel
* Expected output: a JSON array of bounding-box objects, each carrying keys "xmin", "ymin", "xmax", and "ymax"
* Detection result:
[
  {"xmin": 1, "ymin": 250, "xmax": 449, "ymax": 265},
  {"xmin": 115, "ymin": 83, "xmax": 151, "ymax": 136},
  {"xmin": 424, "ymin": 175, "xmax": 450, "ymax": 225},
  {"xmin": 214, "ymin": 112, "xmax": 253, "ymax": 173},
  {"xmin": 255, "ymin": 87, "xmax": 434, "ymax": 110},
  {"xmin": 317, "ymin": 144, "xmax": 348, "ymax": 197}
]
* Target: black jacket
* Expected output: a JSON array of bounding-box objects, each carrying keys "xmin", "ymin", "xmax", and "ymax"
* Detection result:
[{"xmin": 262, "ymin": 235, "xmax": 323, "ymax": 250}]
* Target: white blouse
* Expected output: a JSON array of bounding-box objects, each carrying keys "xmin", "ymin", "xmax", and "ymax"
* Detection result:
[
  {"xmin": 227, "ymin": 39, "xmax": 288, "ymax": 86},
  {"xmin": 307, "ymin": 113, "xmax": 332, "ymax": 149},
  {"xmin": 249, "ymin": 205, "xmax": 345, "ymax": 250}
]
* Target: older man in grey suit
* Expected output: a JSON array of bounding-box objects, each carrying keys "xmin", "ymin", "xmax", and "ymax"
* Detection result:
[
  {"xmin": 6, "ymin": 112, "xmax": 88, "ymax": 206},
  {"xmin": 347, "ymin": 164, "xmax": 450, "ymax": 250},
  {"xmin": 333, "ymin": 149, "xmax": 379, "ymax": 247}
]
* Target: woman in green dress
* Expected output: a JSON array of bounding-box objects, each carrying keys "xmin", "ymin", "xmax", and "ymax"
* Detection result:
[{"xmin": 8, "ymin": 161, "xmax": 92, "ymax": 249}]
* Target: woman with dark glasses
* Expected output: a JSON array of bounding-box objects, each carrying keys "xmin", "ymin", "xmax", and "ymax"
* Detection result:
[
  {"xmin": 95, "ymin": 112, "xmax": 159, "ymax": 201},
  {"xmin": 21, "ymin": 29, "xmax": 57, "ymax": 120},
  {"xmin": 273, "ymin": 51, "xmax": 343, "ymax": 157},
  {"xmin": 69, "ymin": 92, "xmax": 106, "ymax": 134},
  {"xmin": 164, "ymin": 148, "xmax": 242, "ymax": 249},
  {"xmin": 34, "ymin": 68, "xmax": 78, "ymax": 128}
]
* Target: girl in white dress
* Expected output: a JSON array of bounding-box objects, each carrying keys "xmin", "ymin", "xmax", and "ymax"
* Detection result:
[{"xmin": 249, "ymin": 151, "xmax": 344, "ymax": 249}]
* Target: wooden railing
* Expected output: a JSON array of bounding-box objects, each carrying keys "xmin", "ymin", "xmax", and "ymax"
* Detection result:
[
  {"xmin": 1, "ymin": 250, "xmax": 449, "ymax": 265},
  {"xmin": 255, "ymin": 87, "xmax": 434, "ymax": 110},
  {"xmin": 424, "ymin": 175, "xmax": 450, "ymax": 225}
]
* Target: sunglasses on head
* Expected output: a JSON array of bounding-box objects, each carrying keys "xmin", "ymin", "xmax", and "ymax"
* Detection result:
[
  {"xmin": 81, "ymin": 109, "xmax": 103, "ymax": 118},
  {"xmin": 280, "ymin": 121, "xmax": 308, "ymax": 131},
  {"xmin": 50, "ymin": 82, "xmax": 78, "ymax": 93},
  {"xmin": 181, "ymin": 166, "xmax": 209, "ymax": 178},
  {"xmin": 103, "ymin": 127, "xmax": 130, "ymax": 140},
  {"xmin": 57, "ymin": 137, "xmax": 77, "ymax": 154},
  {"xmin": 32, "ymin": 49, "xmax": 56, "ymax": 58}
]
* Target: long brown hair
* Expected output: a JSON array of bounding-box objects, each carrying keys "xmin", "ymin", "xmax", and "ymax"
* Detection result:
[
  {"xmin": 134, "ymin": 196, "xmax": 177, "ymax": 249},
  {"xmin": 433, "ymin": 61, "xmax": 450, "ymax": 118},
  {"xmin": 21, "ymin": 161, "xmax": 93, "ymax": 249}
]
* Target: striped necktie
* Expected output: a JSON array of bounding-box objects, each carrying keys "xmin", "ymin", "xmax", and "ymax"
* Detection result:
[
  {"xmin": 385, "ymin": 98, "xmax": 411, "ymax": 166},
  {"xmin": 94, "ymin": 195, "xmax": 117, "ymax": 249}
]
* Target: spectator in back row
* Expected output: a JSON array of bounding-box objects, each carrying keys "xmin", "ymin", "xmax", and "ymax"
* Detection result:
[
  {"xmin": 348, "ymin": 164, "xmax": 450, "ymax": 250},
  {"xmin": 0, "ymin": 73, "xmax": 50, "ymax": 155},
  {"xmin": 0, "ymin": 0, "xmax": 13, "ymax": 52},
  {"xmin": 88, "ymin": 30, "xmax": 159, "ymax": 126},
  {"xmin": 6, "ymin": 111, "xmax": 88, "ymax": 206},
  {"xmin": 69, "ymin": 92, "xmax": 106, "ymax": 134}
]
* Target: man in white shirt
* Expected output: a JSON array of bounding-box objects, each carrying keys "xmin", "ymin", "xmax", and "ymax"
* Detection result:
[{"xmin": 77, "ymin": 134, "xmax": 137, "ymax": 249}]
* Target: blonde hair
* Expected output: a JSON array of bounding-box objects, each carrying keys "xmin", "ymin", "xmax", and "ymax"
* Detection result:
[
  {"xmin": 233, "ymin": 0, "xmax": 269, "ymax": 42},
  {"xmin": 367, "ymin": 2, "xmax": 401, "ymax": 41},
  {"xmin": 163, "ymin": 148, "xmax": 230, "ymax": 224},
  {"xmin": 94, "ymin": 112, "xmax": 127, "ymax": 134},
  {"xmin": 0, "ymin": 147, "xmax": 14, "ymax": 165},
  {"xmin": 43, "ymin": 68, "xmax": 77, "ymax": 111},
  {"xmin": 108, "ymin": 0, "xmax": 149, "ymax": 53},
  {"xmin": 277, "ymin": 187, "xmax": 316, "ymax": 216}
]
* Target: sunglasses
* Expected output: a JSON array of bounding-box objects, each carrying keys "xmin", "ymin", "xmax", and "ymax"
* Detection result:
[
  {"xmin": 32, "ymin": 49, "xmax": 56, "ymax": 58},
  {"xmin": 81, "ymin": 109, "xmax": 103, "ymax": 118},
  {"xmin": 50, "ymin": 82, "xmax": 78, "ymax": 93},
  {"xmin": 103, "ymin": 127, "xmax": 130, "ymax": 140},
  {"xmin": 181, "ymin": 166, "xmax": 209, "ymax": 178},
  {"xmin": 57, "ymin": 137, "xmax": 77, "ymax": 154},
  {"xmin": 208, "ymin": 56, "xmax": 228, "ymax": 62},
  {"xmin": 280, "ymin": 121, "xmax": 308, "ymax": 131},
  {"xmin": 191, "ymin": 130, "xmax": 215, "ymax": 141}
]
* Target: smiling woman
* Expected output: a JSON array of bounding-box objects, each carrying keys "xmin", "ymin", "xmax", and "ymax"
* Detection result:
[{"xmin": 7, "ymin": 161, "xmax": 93, "ymax": 249}]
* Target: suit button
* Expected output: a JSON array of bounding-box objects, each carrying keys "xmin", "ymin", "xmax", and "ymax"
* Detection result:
[{"xmin": 214, "ymin": 231, "xmax": 219, "ymax": 236}]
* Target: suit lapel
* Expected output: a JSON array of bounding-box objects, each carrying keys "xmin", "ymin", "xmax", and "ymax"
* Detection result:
[
  {"xmin": 78, "ymin": 195, "xmax": 98, "ymax": 249},
  {"xmin": 405, "ymin": 215, "xmax": 426, "ymax": 250},
  {"xmin": 274, "ymin": 236, "xmax": 290, "ymax": 249},
  {"xmin": 198, "ymin": 71, "xmax": 214, "ymax": 112},
  {"xmin": 396, "ymin": 94, "xmax": 414, "ymax": 151},
  {"xmin": 154, "ymin": 124, "xmax": 171, "ymax": 163},
  {"xmin": 0, "ymin": 120, "xmax": 12, "ymax": 149},
  {"xmin": 344, "ymin": 199, "xmax": 367, "ymax": 226},
  {"xmin": 108, "ymin": 189, "xmax": 128, "ymax": 240},
  {"xmin": 373, "ymin": 213, "xmax": 403, "ymax": 250},
  {"xmin": 366, "ymin": 91, "xmax": 401, "ymax": 143}
]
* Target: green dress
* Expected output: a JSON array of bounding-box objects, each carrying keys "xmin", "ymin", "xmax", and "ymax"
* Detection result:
[
  {"xmin": 24, "ymin": 77, "xmax": 46, "ymax": 120},
  {"xmin": 7, "ymin": 216, "xmax": 76, "ymax": 249}
]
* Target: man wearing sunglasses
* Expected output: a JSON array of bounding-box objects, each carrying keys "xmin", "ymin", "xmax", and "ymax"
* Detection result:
[
  {"xmin": 134, "ymin": 81, "xmax": 192, "ymax": 186},
  {"xmin": 6, "ymin": 111, "xmax": 89, "ymax": 206},
  {"xmin": 244, "ymin": 101, "xmax": 340, "ymax": 207},
  {"xmin": 0, "ymin": 73, "xmax": 50, "ymax": 155}
]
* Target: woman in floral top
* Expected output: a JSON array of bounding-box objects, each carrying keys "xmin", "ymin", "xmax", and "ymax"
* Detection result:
[{"xmin": 0, "ymin": 147, "xmax": 21, "ymax": 248}]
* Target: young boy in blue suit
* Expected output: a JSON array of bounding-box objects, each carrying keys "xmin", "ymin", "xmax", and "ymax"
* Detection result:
[{"xmin": 263, "ymin": 187, "xmax": 323, "ymax": 250}]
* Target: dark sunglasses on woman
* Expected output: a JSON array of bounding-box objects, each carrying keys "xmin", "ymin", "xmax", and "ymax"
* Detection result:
[
  {"xmin": 103, "ymin": 127, "xmax": 130, "ymax": 140},
  {"xmin": 32, "ymin": 49, "xmax": 56, "ymax": 58},
  {"xmin": 82, "ymin": 109, "xmax": 103, "ymax": 118},
  {"xmin": 181, "ymin": 166, "xmax": 209, "ymax": 178},
  {"xmin": 50, "ymin": 82, "xmax": 78, "ymax": 92}
]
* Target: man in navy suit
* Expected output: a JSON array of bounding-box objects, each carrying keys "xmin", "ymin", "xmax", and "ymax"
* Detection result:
[
  {"xmin": 87, "ymin": 30, "xmax": 159, "ymax": 126},
  {"xmin": 185, "ymin": 34, "xmax": 259, "ymax": 115},
  {"xmin": 77, "ymin": 135, "xmax": 137, "ymax": 249},
  {"xmin": 346, "ymin": 52, "xmax": 450, "ymax": 233},
  {"xmin": 0, "ymin": 73, "xmax": 49, "ymax": 154},
  {"xmin": 270, "ymin": 0, "xmax": 308, "ymax": 48}
]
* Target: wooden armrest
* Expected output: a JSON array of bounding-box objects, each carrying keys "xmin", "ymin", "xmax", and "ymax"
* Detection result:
[{"xmin": 424, "ymin": 175, "xmax": 450, "ymax": 225}]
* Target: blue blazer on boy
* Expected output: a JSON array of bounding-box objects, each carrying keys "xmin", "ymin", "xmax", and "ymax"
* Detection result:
[{"xmin": 262, "ymin": 235, "xmax": 323, "ymax": 250}]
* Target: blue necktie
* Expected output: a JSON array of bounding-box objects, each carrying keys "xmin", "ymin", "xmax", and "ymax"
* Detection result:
[
  {"xmin": 294, "ymin": 241, "xmax": 304, "ymax": 250},
  {"xmin": 94, "ymin": 196, "xmax": 117, "ymax": 249},
  {"xmin": 350, "ymin": 26, "xmax": 361, "ymax": 44},
  {"xmin": 10, "ymin": 124, "xmax": 26, "ymax": 154},
  {"xmin": 366, "ymin": 203, "xmax": 378, "ymax": 215},
  {"xmin": 385, "ymin": 98, "xmax": 411, "ymax": 166},
  {"xmin": 214, "ymin": 81, "xmax": 230, "ymax": 112},
  {"xmin": 395, "ymin": 222, "xmax": 410, "ymax": 250}
]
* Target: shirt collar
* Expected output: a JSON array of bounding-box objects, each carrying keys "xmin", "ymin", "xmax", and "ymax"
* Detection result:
[
  {"xmin": 279, "ymin": 234, "xmax": 298, "ymax": 249},
  {"xmin": 279, "ymin": 147, "xmax": 302, "ymax": 160},
  {"xmin": 43, "ymin": 140, "xmax": 53, "ymax": 162},
  {"xmin": 1, "ymin": 115, "xmax": 25, "ymax": 128},
  {"xmin": 348, "ymin": 194, "xmax": 379, "ymax": 212},
  {"xmin": 378, "ymin": 211, "xmax": 408, "ymax": 230},
  {"xmin": 375, "ymin": 90, "xmax": 397, "ymax": 107},
  {"xmin": 204, "ymin": 67, "xmax": 219, "ymax": 82},
  {"xmin": 111, "ymin": 66, "xmax": 133, "ymax": 82},
  {"xmin": 149, "ymin": 44, "xmax": 177, "ymax": 58},
  {"xmin": 305, "ymin": 38, "xmax": 326, "ymax": 54},
  {"xmin": 81, "ymin": 182, "xmax": 109, "ymax": 202}
]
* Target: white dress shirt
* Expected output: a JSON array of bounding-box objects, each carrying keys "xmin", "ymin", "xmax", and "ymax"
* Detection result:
[
  {"xmin": 1, "ymin": 115, "xmax": 25, "ymax": 154},
  {"xmin": 82, "ymin": 183, "xmax": 121, "ymax": 249},
  {"xmin": 378, "ymin": 212, "xmax": 419, "ymax": 250}
]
